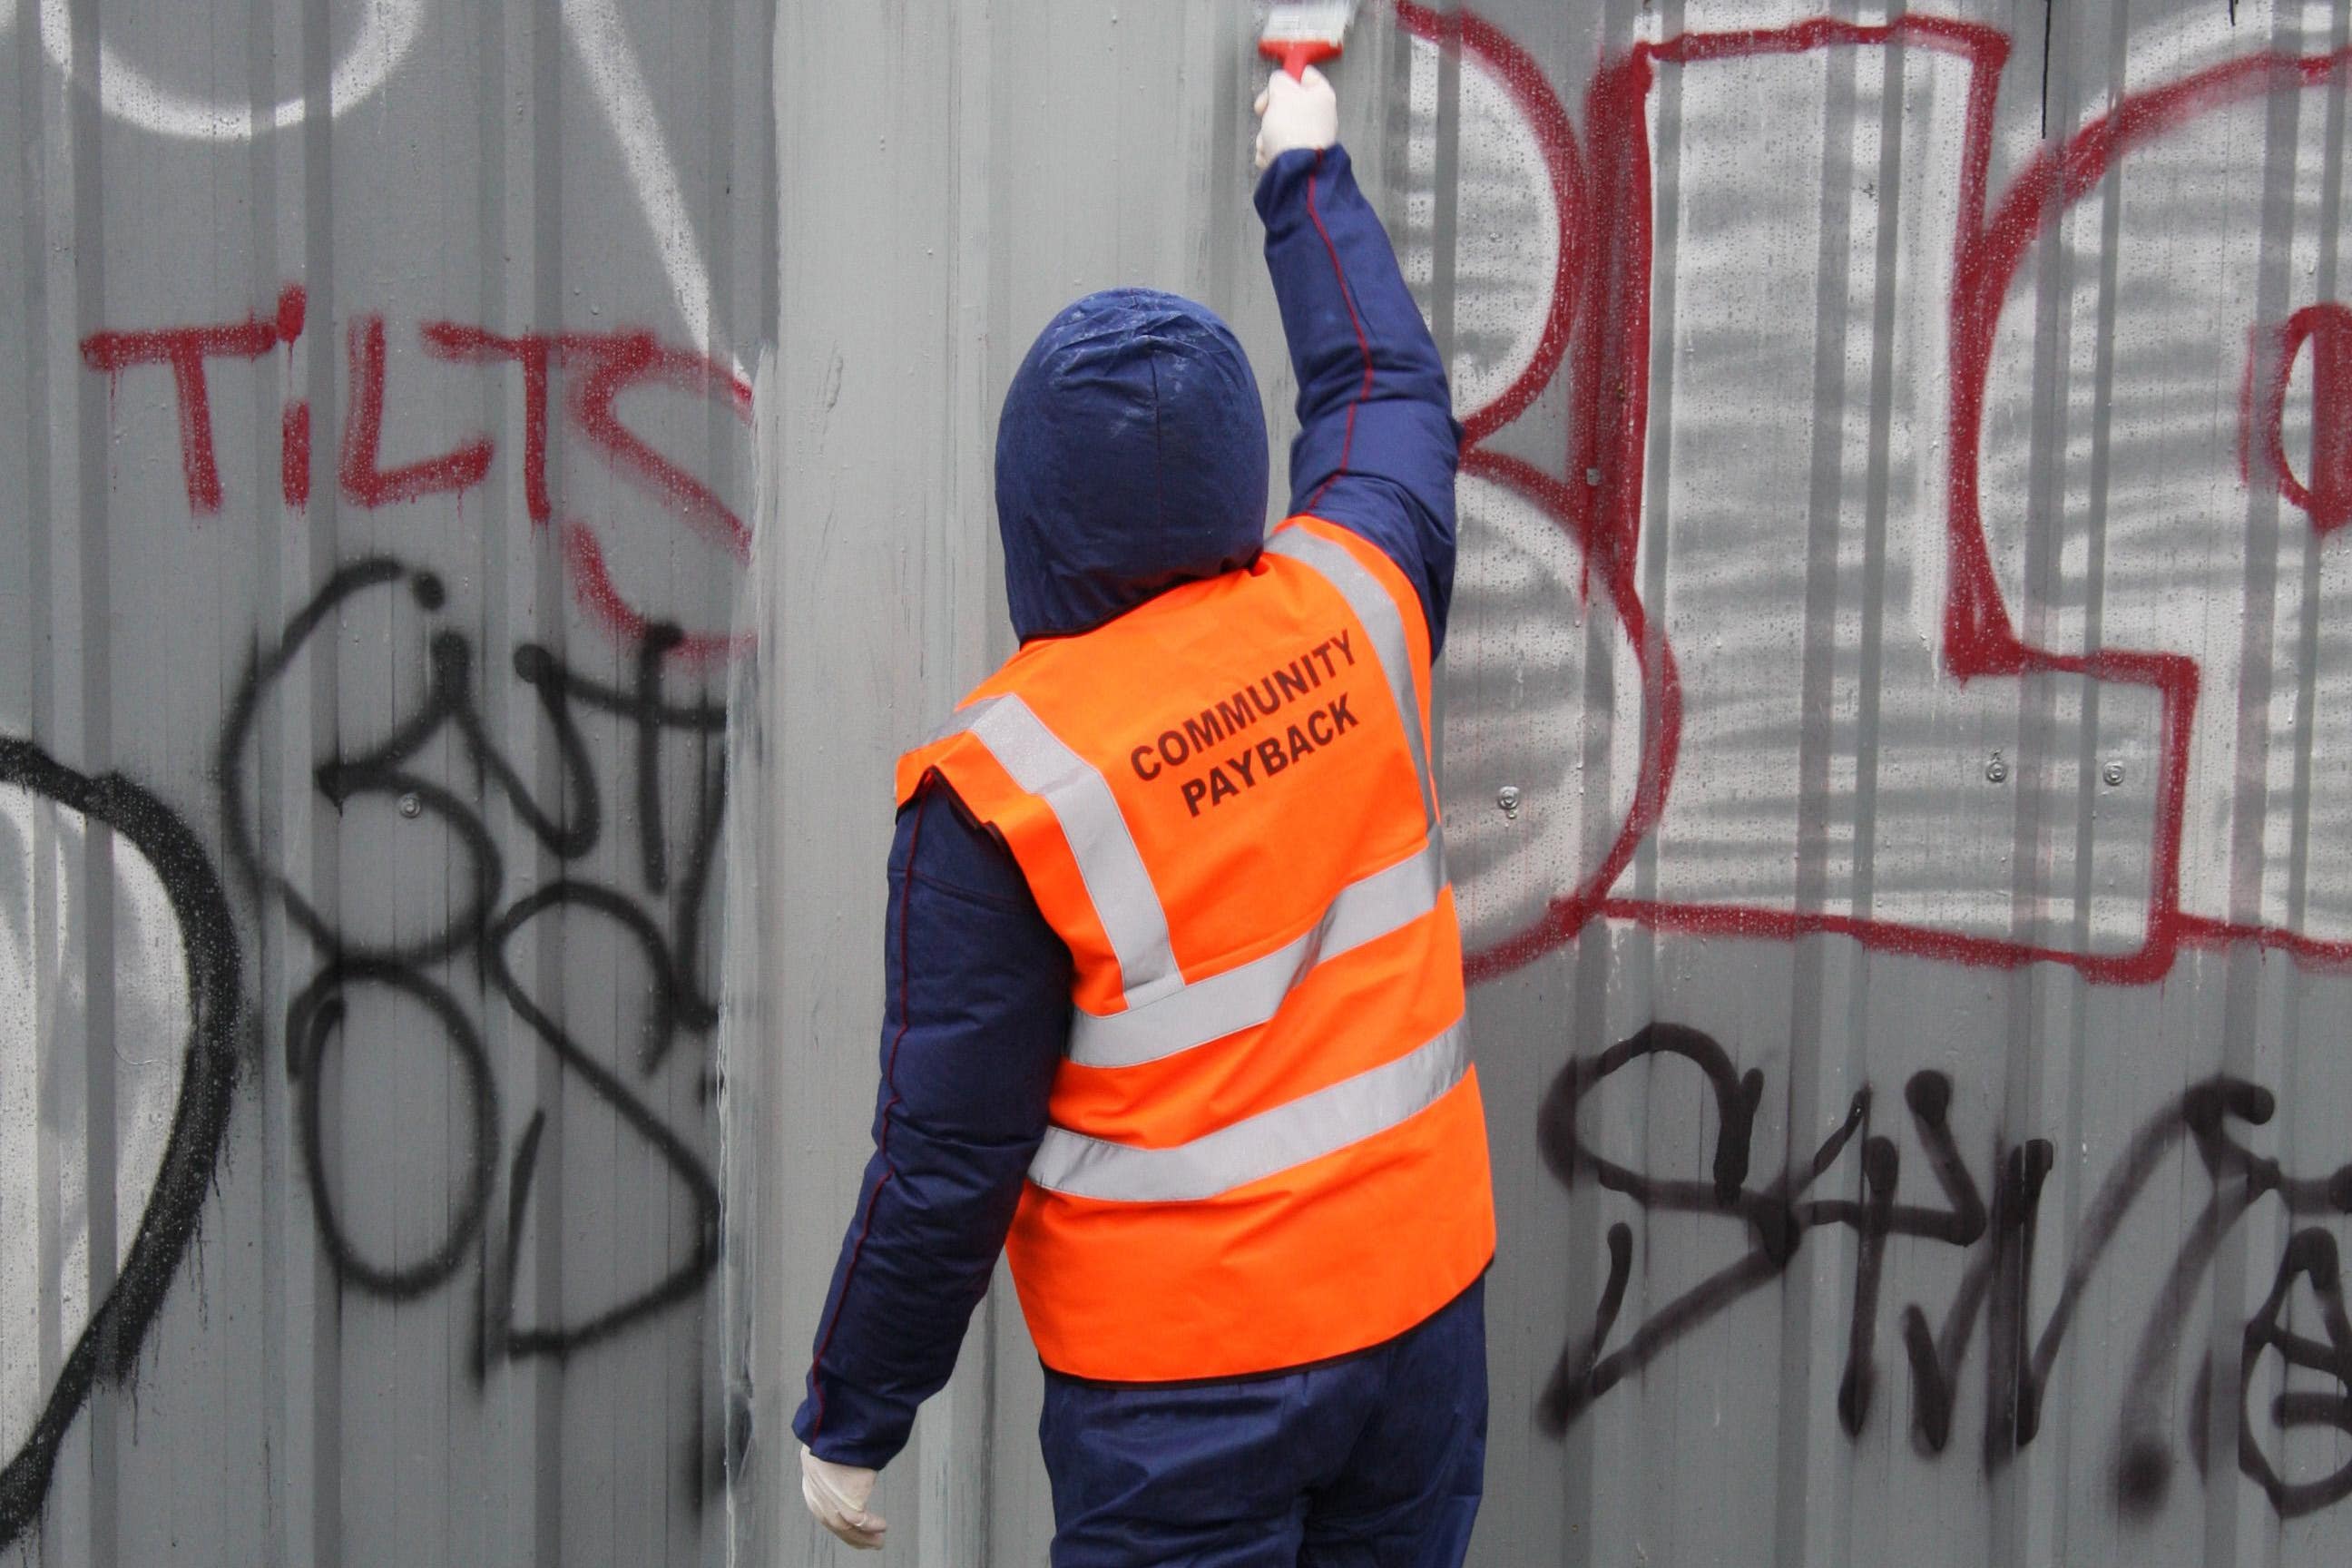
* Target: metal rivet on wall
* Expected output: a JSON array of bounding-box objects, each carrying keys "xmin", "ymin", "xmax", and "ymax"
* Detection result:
[
  {"xmin": 1984, "ymin": 753, "xmax": 2008, "ymax": 785},
  {"xmin": 2102, "ymin": 761, "xmax": 2125, "ymax": 787},
  {"xmin": 1497, "ymin": 785, "xmax": 1523, "ymax": 819},
  {"xmin": 397, "ymin": 791, "xmax": 424, "ymax": 818}
]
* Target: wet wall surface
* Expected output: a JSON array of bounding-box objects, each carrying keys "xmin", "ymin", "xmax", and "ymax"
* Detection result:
[{"xmin": 7, "ymin": 2, "xmax": 2352, "ymax": 1564}]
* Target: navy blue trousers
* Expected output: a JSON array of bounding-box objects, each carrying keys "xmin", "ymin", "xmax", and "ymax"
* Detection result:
[{"xmin": 1038, "ymin": 1279, "xmax": 1486, "ymax": 1567}]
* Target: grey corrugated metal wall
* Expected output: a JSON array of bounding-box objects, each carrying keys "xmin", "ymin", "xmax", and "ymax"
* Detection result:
[
  {"xmin": 0, "ymin": 0, "xmax": 772, "ymax": 1562},
  {"xmin": 9, "ymin": 1, "xmax": 2352, "ymax": 1564}
]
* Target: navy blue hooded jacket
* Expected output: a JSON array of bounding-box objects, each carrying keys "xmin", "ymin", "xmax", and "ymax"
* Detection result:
[{"xmin": 795, "ymin": 145, "xmax": 1462, "ymax": 1467}]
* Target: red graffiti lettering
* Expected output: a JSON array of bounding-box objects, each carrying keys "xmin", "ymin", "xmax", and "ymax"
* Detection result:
[
  {"xmin": 558, "ymin": 328, "xmax": 755, "ymax": 561},
  {"xmin": 338, "ymin": 315, "xmax": 495, "ymax": 507},
  {"xmin": 2247, "ymin": 302, "xmax": 2352, "ymax": 534},
  {"xmin": 81, "ymin": 283, "xmax": 305, "ymax": 514},
  {"xmin": 424, "ymin": 323, "xmax": 557, "ymax": 524},
  {"xmin": 1394, "ymin": 5, "xmax": 2352, "ymax": 985},
  {"xmin": 83, "ymin": 295, "xmax": 752, "ymax": 665}
]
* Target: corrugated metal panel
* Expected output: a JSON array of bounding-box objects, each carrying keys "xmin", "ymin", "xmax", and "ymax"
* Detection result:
[
  {"xmin": 1422, "ymin": 1, "xmax": 2352, "ymax": 1562},
  {"xmin": 1, "ymin": 1, "xmax": 771, "ymax": 1563},
  {"xmin": 9, "ymin": 1, "xmax": 2352, "ymax": 1564}
]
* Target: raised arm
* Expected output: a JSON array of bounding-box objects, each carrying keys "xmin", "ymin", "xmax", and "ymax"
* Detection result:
[{"xmin": 1255, "ymin": 68, "xmax": 1463, "ymax": 653}]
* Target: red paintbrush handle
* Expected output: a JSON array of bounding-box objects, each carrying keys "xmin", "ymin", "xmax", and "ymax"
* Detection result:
[{"xmin": 1259, "ymin": 38, "xmax": 1339, "ymax": 78}]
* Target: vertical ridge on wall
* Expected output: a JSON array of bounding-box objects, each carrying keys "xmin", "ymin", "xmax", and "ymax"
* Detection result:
[{"xmin": 69, "ymin": 3, "xmax": 118, "ymax": 1555}]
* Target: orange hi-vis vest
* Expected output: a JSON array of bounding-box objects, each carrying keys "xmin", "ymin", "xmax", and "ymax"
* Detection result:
[{"xmin": 895, "ymin": 516, "xmax": 1494, "ymax": 1382}]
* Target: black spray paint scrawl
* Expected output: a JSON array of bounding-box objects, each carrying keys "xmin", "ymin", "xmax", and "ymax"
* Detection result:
[
  {"xmin": 1540, "ymin": 1022, "xmax": 2352, "ymax": 1520},
  {"xmin": 0, "ymin": 740, "xmax": 241, "ymax": 1552},
  {"xmin": 213, "ymin": 557, "xmax": 725, "ymax": 1367}
]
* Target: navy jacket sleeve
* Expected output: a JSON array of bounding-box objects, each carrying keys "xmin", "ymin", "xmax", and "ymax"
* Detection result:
[
  {"xmin": 791, "ymin": 782, "xmax": 1072, "ymax": 1468},
  {"xmin": 1257, "ymin": 144, "xmax": 1463, "ymax": 655}
]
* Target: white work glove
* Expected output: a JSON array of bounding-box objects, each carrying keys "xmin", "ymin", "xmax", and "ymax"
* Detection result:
[
  {"xmin": 1254, "ymin": 64, "xmax": 1338, "ymax": 171},
  {"xmin": 801, "ymin": 1444, "xmax": 887, "ymax": 1550}
]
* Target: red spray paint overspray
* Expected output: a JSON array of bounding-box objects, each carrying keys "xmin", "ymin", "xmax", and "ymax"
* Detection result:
[
  {"xmin": 561, "ymin": 520, "xmax": 750, "ymax": 666},
  {"xmin": 551, "ymin": 328, "xmax": 755, "ymax": 671},
  {"xmin": 557, "ymin": 329, "xmax": 755, "ymax": 564},
  {"xmin": 1391, "ymin": 3, "xmax": 2352, "ymax": 985},
  {"xmin": 2248, "ymin": 301, "xmax": 2352, "ymax": 534}
]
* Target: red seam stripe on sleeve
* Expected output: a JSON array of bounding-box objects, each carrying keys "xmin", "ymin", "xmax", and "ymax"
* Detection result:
[
  {"xmin": 805, "ymin": 790, "xmax": 930, "ymax": 1443},
  {"xmin": 1304, "ymin": 148, "xmax": 1378, "ymax": 514}
]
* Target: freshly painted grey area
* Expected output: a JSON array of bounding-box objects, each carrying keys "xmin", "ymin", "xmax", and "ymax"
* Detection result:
[{"xmin": 7, "ymin": 2, "xmax": 2352, "ymax": 1565}]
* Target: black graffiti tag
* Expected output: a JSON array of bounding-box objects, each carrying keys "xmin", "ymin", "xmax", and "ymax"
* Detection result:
[
  {"xmin": 215, "ymin": 557, "xmax": 726, "ymax": 1369},
  {"xmin": 1540, "ymin": 1023, "xmax": 2352, "ymax": 1520}
]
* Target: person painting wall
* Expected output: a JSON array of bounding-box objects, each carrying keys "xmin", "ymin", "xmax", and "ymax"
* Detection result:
[{"xmin": 794, "ymin": 63, "xmax": 1492, "ymax": 1565}]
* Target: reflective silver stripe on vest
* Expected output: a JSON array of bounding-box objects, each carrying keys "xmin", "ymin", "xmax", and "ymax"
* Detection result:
[
  {"xmin": 1028, "ymin": 1017, "xmax": 1470, "ymax": 1203},
  {"xmin": 1265, "ymin": 527, "xmax": 1439, "ymax": 830},
  {"xmin": 1068, "ymin": 831, "xmax": 1447, "ymax": 1069},
  {"xmin": 954, "ymin": 695, "xmax": 1182, "ymax": 1008}
]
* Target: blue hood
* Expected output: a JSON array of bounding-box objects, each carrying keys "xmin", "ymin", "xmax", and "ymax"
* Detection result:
[{"xmin": 995, "ymin": 289, "xmax": 1269, "ymax": 641}]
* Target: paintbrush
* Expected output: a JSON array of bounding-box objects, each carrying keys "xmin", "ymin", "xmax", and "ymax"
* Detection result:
[{"xmin": 1258, "ymin": 0, "xmax": 1360, "ymax": 79}]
